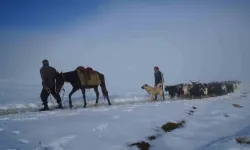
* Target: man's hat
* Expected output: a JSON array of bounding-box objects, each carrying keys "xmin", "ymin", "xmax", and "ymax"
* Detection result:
[
  {"xmin": 42, "ymin": 59, "xmax": 49, "ymax": 66},
  {"xmin": 154, "ymin": 66, "xmax": 159, "ymax": 71}
]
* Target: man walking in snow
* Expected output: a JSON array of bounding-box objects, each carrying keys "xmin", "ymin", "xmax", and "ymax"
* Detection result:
[
  {"xmin": 154, "ymin": 66, "xmax": 165, "ymax": 100},
  {"xmin": 39, "ymin": 59, "xmax": 63, "ymax": 111}
]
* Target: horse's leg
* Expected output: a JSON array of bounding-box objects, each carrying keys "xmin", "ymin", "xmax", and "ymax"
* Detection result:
[
  {"xmin": 81, "ymin": 88, "xmax": 87, "ymax": 108},
  {"xmin": 69, "ymin": 87, "xmax": 78, "ymax": 109},
  {"xmin": 94, "ymin": 86, "xmax": 100, "ymax": 106},
  {"xmin": 101, "ymin": 86, "xmax": 111, "ymax": 105},
  {"xmin": 100, "ymin": 84, "xmax": 111, "ymax": 105},
  {"xmin": 99, "ymin": 73, "xmax": 111, "ymax": 105}
]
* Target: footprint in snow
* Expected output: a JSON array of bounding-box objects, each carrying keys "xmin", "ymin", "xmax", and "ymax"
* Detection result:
[
  {"xmin": 184, "ymin": 103, "xmax": 193, "ymax": 107},
  {"xmin": 38, "ymin": 135, "xmax": 77, "ymax": 150},
  {"xmin": 55, "ymin": 112, "xmax": 78, "ymax": 116},
  {"xmin": 92, "ymin": 108, "xmax": 110, "ymax": 112},
  {"xmin": 12, "ymin": 131, "xmax": 20, "ymax": 135},
  {"xmin": 18, "ymin": 139, "xmax": 30, "ymax": 144},
  {"xmin": 12, "ymin": 117, "xmax": 39, "ymax": 121},
  {"xmin": 211, "ymin": 110, "xmax": 223, "ymax": 116},
  {"xmin": 228, "ymin": 148, "xmax": 241, "ymax": 150},
  {"xmin": 93, "ymin": 123, "xmax": 108, "ymax": 132},
  {"xmin": 45, "ymin": 111, "xmax": 57, "ymax": 115},
  {"xmin": 123, "ymin": 108, "xmax": 133, "ymax": 112},
  {"xmin": 0, "ymin": 117, "xmax": 9, "ymax": 121},
  {"xmin": 112, "ymin": 116, "xmax": 120, "ymax": 119},
  {"xmin": 149, "ymin": 102, "xmax": 161, "ymax": 107}
]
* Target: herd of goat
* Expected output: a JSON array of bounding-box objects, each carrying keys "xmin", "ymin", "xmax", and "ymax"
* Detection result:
[{"xmin": 164, "ymin": 80, "xmax": 241, "ymax": 99}]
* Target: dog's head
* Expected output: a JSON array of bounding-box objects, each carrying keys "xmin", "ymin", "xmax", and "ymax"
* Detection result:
[{"xmin": 141, "ymin": 84, "xmax": 148, "ymax": 89}]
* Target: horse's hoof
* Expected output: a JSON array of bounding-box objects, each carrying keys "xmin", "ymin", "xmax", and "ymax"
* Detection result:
[
  {"xmin": 94, "ymin": 103, "xmax": 98, "ymax": 106},
  {"xmin": 108, "ymin": 103, "xmax": 112, "ymax": 106},
  {"xmin": 83, "ymin": 105, "xmax": 87, "ymax": 108}
]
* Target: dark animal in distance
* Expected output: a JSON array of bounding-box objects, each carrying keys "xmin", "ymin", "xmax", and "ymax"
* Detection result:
[
  {"xmin": 164, "ymin": 80, "xmax": 240, "ymax": 100},
  {"xmin": 165, "ymin": 85, "xmax": 181, "ymax": 99}
]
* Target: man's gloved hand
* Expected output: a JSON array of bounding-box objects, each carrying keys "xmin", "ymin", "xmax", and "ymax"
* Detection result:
[{"xmin": 45, "ymin": 87, "xmax": 51, "ymax": 93}]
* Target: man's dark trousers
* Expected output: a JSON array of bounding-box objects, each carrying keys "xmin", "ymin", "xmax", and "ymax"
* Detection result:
[{"xmin": 40, "ymin": 87, "xmax": 62, "ymax": 107}]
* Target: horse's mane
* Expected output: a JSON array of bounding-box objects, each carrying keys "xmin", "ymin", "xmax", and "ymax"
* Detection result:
[
  {"xmin": 59, "ymin": 70, "xmax": 78, "ymax": 82},
  {"xmin": 63, "ymin": 70, "xmax": 76, "ymax": 75}
]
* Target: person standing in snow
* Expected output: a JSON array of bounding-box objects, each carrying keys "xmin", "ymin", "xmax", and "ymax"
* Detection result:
[
  {"xmin": 154, "ymin": 66, "xmax": 165, "ymax": 100},
  {"xmin": 39, "ymin": 59, "xmax": 63, "ymax": 111}
]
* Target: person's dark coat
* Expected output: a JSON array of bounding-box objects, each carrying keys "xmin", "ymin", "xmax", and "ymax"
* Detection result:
[
  {"xmin": 154, "ymin": 71, "xmax": 163, "ymax": 86},
  {"xmin": 40, "ymin": 65, "xmax": 57, "ymax": 89}
]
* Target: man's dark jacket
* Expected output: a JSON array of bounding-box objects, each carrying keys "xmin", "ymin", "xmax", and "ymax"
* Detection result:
[
  {"xmin": 154, "ymin": 71, "xmax": 163, "ymax": 86},
  {"xmin": 40, "ymin": 65, "xmax": 57, "ymax": 88}
]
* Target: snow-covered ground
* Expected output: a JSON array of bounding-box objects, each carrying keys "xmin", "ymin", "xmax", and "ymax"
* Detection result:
[
  {"xmin": 0, "ymin": 83, "xmax": 250, "ymax": 150},
  {"xmin": 0, "ymin": 82, "xmax": 148, "ymax": 113}
]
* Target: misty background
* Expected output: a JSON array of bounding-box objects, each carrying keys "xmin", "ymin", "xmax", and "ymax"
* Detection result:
[{"xmin": 0, "ymin": 0, "xmax": 250, "ymax": 92}]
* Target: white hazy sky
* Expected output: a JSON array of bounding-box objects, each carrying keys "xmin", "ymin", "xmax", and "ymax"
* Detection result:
[{"xmin": 0, "ymin": 0, "xmax": 250, "ymax": 90}]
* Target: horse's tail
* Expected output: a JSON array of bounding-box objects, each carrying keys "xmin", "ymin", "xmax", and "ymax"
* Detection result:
[{"xmin": 98, "ymin": 72, "xmax": 108, "ymax": 100}]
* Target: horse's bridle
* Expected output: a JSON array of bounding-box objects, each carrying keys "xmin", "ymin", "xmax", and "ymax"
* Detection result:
[{"xmin": 55, "ymin": 73, "xmax": 65, "ymax": 93}]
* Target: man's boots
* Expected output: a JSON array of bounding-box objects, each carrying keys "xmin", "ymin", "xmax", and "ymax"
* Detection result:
[
  {"xmin": 56, "ymin": 102, "xmax": 64, "ymax": 109},
  {"xmin": 39, "ymin": 104, "xmax": 49, "ymax": 111}
]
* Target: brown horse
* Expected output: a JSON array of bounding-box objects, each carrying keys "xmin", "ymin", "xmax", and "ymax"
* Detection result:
[{"xmin": 55, "ymin": 69, "xmax": 112, "ymax": 108}]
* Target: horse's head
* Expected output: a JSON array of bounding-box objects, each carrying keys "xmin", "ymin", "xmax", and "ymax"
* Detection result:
[{"xmin": 55, "ymin": 71, "xmax": 65, "ymax": 93}]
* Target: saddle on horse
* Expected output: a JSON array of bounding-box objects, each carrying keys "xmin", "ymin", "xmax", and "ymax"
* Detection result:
[{"xmin": 76, "ymin": 66, "xmax": 101, "ymax": 86}]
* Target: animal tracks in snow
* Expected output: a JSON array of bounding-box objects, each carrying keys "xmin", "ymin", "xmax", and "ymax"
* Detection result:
[
  {"xmin": 112, "ymin": 115, "xmax": 120, "ymax": 119},
  {"xmin": 93, "ymin": 123, "xmax": 109, "ymax": 132},
  {"xmin": 148, "ymin": 102, "xmax": 162, "ymax": 107},
  {"xmin": 18, "ymin": 139, "xmax": 30, "ymax": 144},
  {"xmin": 92, "ymin": 123, "xmax": 109, "ymax": 138},
  {"xmin": 36, "ymin": 135, "xmax": 78, "ymax": 150},
  {"xmin": 187, "ymin": 106, "xmax": 197, "ymax": 116},
  {"xmin": 12, "ymin": 131, "xmax": 20, "ymax": 135},
  {"xmin": 122, "ymin": 104, "xmax": 141, "ymax": 112},
  {"xmin": 11, "ymin": 131, "xmax": 30, "ymax": 144},
  {"xmin": 0, "ymin": 117, "xmax": 9, "ymax": 121},
  {"xmin": 12, "ymin": 117, "xmax": 39, "ymax": 121},
  {"xmin": 92, "ymin": 108, "xmax": 110, "ymax": 112},
  {"xmin": 123, "ymin": 108, "xmax": 133, "ymax": 112}
]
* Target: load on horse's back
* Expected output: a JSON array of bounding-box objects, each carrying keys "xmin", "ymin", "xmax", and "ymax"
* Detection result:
[
  {"xmin": 75, "ymin": 66, "xmax": 101, "ymax": 86},
  {"xmin": 85, "ymin": 67, "xmax": 94, "ymax": 73},
  {"xmin": 76, "ymin": 66, "xmax": 86, "ymax": 72},
  {"xmin": 85, "ymin": 67, "xmax": 98, "ymax": 81}
]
